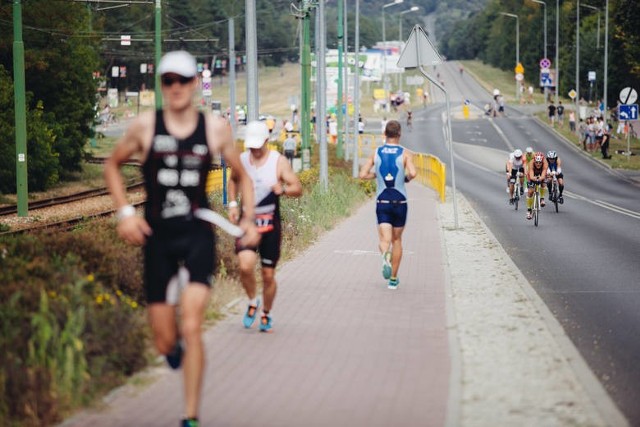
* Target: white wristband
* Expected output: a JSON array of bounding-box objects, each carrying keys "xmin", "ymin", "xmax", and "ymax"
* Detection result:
[
  {"xmin": 116, "ymin": 204, "xmax": 136, "ymax": 221},
  {"xmin": 227, "ymin": 201, "xmax": 238, "ymax": 208}
]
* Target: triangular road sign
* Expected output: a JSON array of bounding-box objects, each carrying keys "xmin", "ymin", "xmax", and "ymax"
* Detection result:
[{"xmin": 397, "ymin": 25, "xmax": 443, "ymax": 69}]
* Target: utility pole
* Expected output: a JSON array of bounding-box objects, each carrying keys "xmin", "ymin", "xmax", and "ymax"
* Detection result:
[
  {"xmin": 336, "ymin": 0, "xmax": 344, "ymax": 158},
  {"xmin": 297, "ymin": 0, "xmax": 314, "ymax": 170},
  {"xmin": 318, "ymin": 0, "xmax": 328, "ymax": 189},
  {"xmin": 246, "ymin": 0, "xmax": 259, "ymax": 122},
  {"xmin": 154, "ymin": 0, "xmax": 161, "ymax": 108},
  {"xmin": 352, "ymin": 0, "xmax": 360, "ymax": 179},
  {"xmin": 13, "ymin": 0, "xmax": 28, "ymax": 216}
]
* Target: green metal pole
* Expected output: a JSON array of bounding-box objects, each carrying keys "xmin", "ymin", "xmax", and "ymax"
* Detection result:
[
  {"xmin": 13, "ymin": 0, "xmax": 28, "ymax": 217},
  {"xmin": 301, "ymin": 2, "xmax": 311, "ymax": 170},
  {"xmin": 154, "ymin": 0, "xmax": 162, "ymax": 109},
  {"xmin": 336, "ymin": 0, "xmax": 344, "ymax": 158}
]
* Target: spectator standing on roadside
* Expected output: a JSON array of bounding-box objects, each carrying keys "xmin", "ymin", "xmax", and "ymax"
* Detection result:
[
  {"xmin": 569, "ymin": 110, "xmax": 576, "ymax": 132},
  {"xmin": 103, "ymin": 50, "xmax": 259, "ymax": 427},
  {"xmin": 557, "ymin": 101, "xmax": 565, "ymax": 126},
  {"xmin": 228, "ymin": 120, "xmax": 302, "ymax": 333},
  {"xmin": 283, "ymin": 133, "xmax": 297, "ymax": 167},
  {"xmin": 601, "ymin": 122, "xmax": 612, "ymax": 159},
  {"xmin": 359, "ymin": 120, "xmax": 417, "ymax": 290},
  {"xmin": 548, "ymin": 101, "xmax": 557, "ymax": 126}
]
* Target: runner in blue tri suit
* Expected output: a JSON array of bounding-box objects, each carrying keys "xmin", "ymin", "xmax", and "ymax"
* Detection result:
[{"xmin": 359, "ymin": 120, "xmax": 417, "ymax": 289}]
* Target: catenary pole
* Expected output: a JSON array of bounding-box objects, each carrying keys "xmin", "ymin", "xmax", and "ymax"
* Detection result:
[
  {"xmin": 246, "ymin": 0, "xmax": 259, "ymax": 122},
  {"xmin": 13, "ymin": 0, "xmax": 28, "ymax": 216},
  {"xmin": 352, "ymin": 0, "xmax": 360, "ymax": 178}
]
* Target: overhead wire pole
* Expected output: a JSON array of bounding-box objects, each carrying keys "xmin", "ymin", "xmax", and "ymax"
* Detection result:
[
  {"xmin": 246, "ymin": 0, "xmax": 259, "ymax": 122},
  {"xmin": 382, "ymin": 0, "xmax": 403, "ymax": 113},
  {"xmin": 13, "ymin": 0, "xmax": 28, "ymax": 216},
  {"xmin": 155, "ymin": 0, "xmax": 161, "ymax": 109},
  {"xmin": 343, "ymin": 0, "xmax": 350, "ymax": 162},
  {"xmin": 603, "ymin": 0, "xmax": 608, "ymax": 121},
  {"xmin": 352, "ymin": 0, "xmax": 360, "ymax": 179},
  {"xmin": 336, "ymin": 0, "xmax": 344, "ymax": 158},
  {"xmin": 318, "ymin": 0, "xmax": 328, "ymax": 189},
  {"xmin": 298, "ymin": 0, "xmax": 314, "ymax": 171},
  {"xmin": 576, "ymin": 0, "xmax": 580, "ymax": 116},
  {"xmin": 555, "ymin": 0, "xmax": 559, "ymax": 106},
  {"xmin": 529, "ymin": 0, "xmax": 547, "ymax": 102}
]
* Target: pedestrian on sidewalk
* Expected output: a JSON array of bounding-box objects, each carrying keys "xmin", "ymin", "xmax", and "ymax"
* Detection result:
[
  {"xmin": 359, "ymin": 119, "xmax": 417, "ymax": 289},
  {"xmin": 228, "ymin": 120, "xmax": 302, "ymax": 333},
  {"xmin": 104, "ymin": 50, "xmax": 259, "ymax": 427}
]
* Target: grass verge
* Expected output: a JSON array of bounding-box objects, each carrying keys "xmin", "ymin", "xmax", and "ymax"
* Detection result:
[{"xmin": 0, "ymin": 149, "xmax": 372, "ymax": 426}]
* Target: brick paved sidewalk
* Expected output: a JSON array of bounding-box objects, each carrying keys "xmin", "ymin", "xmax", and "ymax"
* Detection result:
[{"xmin": 63, "ymin": 183, "xmax": 449, "ymax": 427}]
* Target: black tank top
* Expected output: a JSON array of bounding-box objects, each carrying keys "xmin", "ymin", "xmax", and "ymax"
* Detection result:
[{"xmin": 142, "ymin": 110, "xmax": 212, "ymax": 228}]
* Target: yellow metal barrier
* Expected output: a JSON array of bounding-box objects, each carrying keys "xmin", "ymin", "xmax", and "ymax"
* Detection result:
[
  {"xmin": 205, "ymin": 168, "xmax": 228, "ymax": 194},
  {"xmin": 413, "ymin": 153, "xmax": 446, "ymax": 202}
]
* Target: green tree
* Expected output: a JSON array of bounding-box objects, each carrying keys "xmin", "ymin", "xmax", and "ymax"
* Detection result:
[
  {"xmin": 0, "ymin": 1, "xmax": 100, "ymax": 185},
  {"xmin": 0, "ymin": 65, "xmax": 59, "ymax": 193}
]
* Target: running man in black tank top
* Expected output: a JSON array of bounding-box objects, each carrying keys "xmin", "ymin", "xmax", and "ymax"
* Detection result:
[{"xmin": 104, "ymin": 50, "xmax": 259, "ymax": 427}]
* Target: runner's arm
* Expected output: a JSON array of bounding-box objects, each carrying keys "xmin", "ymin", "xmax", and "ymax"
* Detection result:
[
  {"xmin": 404, "ymin": 150, "xmax": 417, "ymax": 182},
  {"xmin": 104, "ymin": 113, "xmax": 153, "ymax": 245},
  {"xmin": 274, "ymin": 155, "xmax": 302, "ymax": 198},
  {"xmin": 359, "ymin": 154, "xmax": 376, "ymax": 179}
]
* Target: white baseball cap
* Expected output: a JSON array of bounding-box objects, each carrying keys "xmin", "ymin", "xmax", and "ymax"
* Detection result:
[
  {"xmin": 157, "ymin": 50, "xmax": 197, "ymax": 77},
  {"xmin": 244, "ymin": 120, "xmax": 270, "ymax": 149}
]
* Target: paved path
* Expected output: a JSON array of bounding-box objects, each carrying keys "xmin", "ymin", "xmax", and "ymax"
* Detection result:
[
  {"xmin": 62, "ymin": 181, "xmax": 628, "ymax": 426},
  {"xmin": 63, "ymin": 183, "xmax": 450, "ymax": 427}
]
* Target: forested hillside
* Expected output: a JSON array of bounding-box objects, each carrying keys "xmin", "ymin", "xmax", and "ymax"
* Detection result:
[{"xmin": 439, "ymin": 0, "xmax": 640, "ymax": 106}]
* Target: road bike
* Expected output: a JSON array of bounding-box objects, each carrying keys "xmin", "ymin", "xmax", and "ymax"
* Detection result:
[
  {"xmin": 512, "ymin": 172, "xmax": 524, "ymax": 211},
  {"xmin": 531, "ymin": 181, "xmax": 542, "ymax": 227},
  {"xmin": 547, "ymin": 173, "xmax": 560, "ymax": 213}
]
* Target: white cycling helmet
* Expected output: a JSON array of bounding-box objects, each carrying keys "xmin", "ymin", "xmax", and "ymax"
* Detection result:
[
  {"xmin": 525, "ymin": 147, "xmax": 533, "ymax": 154},
  {"xmin": 546, "ymin": 150, "xmax": 558, "ymax": 159},
  {"xmin": 513, "ymin": 149, "xmax": 523, "ymax": 158}
]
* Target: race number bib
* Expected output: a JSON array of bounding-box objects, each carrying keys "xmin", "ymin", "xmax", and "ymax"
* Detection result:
[{"xmin": 255, "ymin": 213, "xmax": 274, "ymax": 233}]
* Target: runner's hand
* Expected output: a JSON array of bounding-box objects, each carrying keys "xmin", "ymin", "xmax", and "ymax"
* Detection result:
[
  {"xmin": 239, "ymin": 217, "xmax": 260, "ymax": 247},
  {"xmin": 117, "ymin": 216, "xmax": 152, "ymax": 246},
  {"xmin": 228, "ymin": 205, "xmax": 240, "ymax": 223}
]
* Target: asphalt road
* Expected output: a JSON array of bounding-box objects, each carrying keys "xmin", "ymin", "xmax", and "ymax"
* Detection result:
[{"xmin": 401, "ymin": 61, "xmax": 640, "ymax": 424}]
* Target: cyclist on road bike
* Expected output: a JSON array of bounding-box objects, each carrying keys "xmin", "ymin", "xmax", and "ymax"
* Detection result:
[
  {"xmin": 505, "ymin": 149, "xmax": 526, "ymax": 204},
  {"xmin": 545, "ymin": 150, "xmax": 564, "ymax": 204},
  {"xmin": 526, "ymin": 151, "xmax": 548, "ymax": 220},
  {"xmin": 406, "ymin": 111, "xmax": 413, "ymax": 131},
  {"xmin": 524, "ymin": 146, "xmax": 535, "ymax": 165}
]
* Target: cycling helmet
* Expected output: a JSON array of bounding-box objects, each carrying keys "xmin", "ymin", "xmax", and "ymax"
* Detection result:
[
  {"xmin": 526, "ymin": 147, "xmax": 533, "ymax": 154},
  {"xmin": 546, "ymin": 150, "xmax": 557, "ymax": 160},
  {"xmin": 534, "ymin": 152, "xmax": 544, "ymax": 162},
  {"xmin": 513, "ymin": 149, "xmax": 523, "ymax": 158}
]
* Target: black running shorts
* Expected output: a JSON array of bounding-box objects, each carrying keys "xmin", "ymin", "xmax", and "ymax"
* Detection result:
[{"xmin": 144, "ymin": 222, "xmax": 215, "ymax": 303}]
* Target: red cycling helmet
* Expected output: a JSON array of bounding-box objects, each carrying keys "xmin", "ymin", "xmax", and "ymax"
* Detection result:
[{"xmin": 534, "ymin": 152, "xmax": 544, "ymax": 162}]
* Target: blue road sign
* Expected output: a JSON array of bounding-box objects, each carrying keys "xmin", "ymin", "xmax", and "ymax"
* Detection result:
[
  {"xmin": 540, "ymin": 72, "xmax": 553, "ymax": 88},
  {"xmin": 618, "ymin": 104, "xmax": 639, "ymax": 121}
]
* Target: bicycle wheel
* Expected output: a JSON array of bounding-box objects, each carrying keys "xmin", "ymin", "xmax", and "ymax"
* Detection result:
[
  {"xmin": 514, "ymin": 193, "xmax": 519, "ymax": 210},
  {"xmin": 553, "ymin": 183, "xmax": 559, "ymax": 213},
  {"xmin": 534, "ymin": 191, "xmax": 540, "ymax": 227}
]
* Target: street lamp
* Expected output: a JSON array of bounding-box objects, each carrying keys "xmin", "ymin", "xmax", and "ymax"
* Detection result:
[
  {"xmin": 382, "ymin": 0, "xmax": 403, "ymax": 112},
  {"xmin": 582, "ymin": 4, "xmax": 601, "ymax": 49},
  {"xmin": 398, "ymin": 6, "xmax": 419, "ymax": 93},
  {"xmin": 500, "ymin": 12, "xmax": 519, "ymax": 102},
  {"xmin": 555, "ymin": 0, "xmax": 559, "ymax": 106},
  {"xmin": 399, "ymin": 6, "xmax": 419, "ymax": 41},
  {"xmin": 575, "ymin": 1, "xmax": 601, "ymax": 116},
  {"xmin": 529, "ymin": 0, "xmax": 547, "ymax": 101}
]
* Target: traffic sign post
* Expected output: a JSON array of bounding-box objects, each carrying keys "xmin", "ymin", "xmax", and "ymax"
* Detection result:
[
  {"xmin": 618, "ymin": 103, "xmax": 638, "ymax": 156},
  {"xmin": 619, "ymin": 87, "xmax": 638, "ymax": 105}
]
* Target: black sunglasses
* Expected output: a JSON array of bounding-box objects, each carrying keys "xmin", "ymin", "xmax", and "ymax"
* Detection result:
[{"xmin": 161, "ymin": 75, "xmax": 194, "ymax": 86}]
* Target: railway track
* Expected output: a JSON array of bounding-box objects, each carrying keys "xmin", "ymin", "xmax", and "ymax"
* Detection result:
[{"xmin": 0, "ymin": 182, "xmax": 145, "ymax": 216}]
